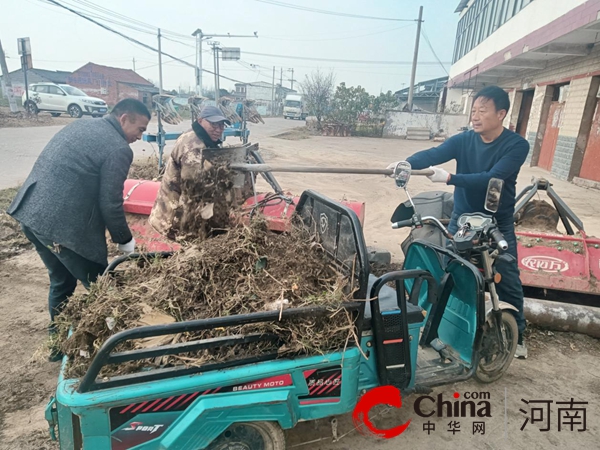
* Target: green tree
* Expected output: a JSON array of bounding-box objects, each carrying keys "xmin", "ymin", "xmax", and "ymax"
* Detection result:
[
  {"xmin": 372, "ymin": 90, "xmax": 400, "ymax": 115},
  {"xmin": 328, "ymin": 82, "xmax": 372, "ymax": 128}
]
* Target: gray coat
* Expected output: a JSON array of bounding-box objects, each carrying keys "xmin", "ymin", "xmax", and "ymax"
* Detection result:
[{"xmin": 8, "ymin": 115, "xmax": 133, "ymax": 265}]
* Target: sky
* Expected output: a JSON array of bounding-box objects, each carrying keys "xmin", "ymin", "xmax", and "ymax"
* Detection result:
[{"xmin": 1, "ymin": 0, "xmax": 460, "ymax": 95}]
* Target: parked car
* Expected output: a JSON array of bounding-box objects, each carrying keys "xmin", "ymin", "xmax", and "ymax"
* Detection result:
[{"xmin": 22, "ymin": 83, "xmax": 108, "ymax": 118}]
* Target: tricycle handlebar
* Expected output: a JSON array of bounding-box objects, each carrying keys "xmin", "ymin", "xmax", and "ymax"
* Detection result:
[
  {"xmin": 392, "ymin": 214, "xmax": 452, "ymax": 240},
  {"xmin": 489, "ymin": 228, "xmax": 508, "ymax": 251},
  {"xmin": 391, "ymin": 219, "xmax": 414, "ymax": 229}
]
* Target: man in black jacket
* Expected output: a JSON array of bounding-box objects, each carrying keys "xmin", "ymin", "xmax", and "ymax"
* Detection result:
[{"xmin": 8, "ymin": 98, "xmax": 150, "ymax": 352}]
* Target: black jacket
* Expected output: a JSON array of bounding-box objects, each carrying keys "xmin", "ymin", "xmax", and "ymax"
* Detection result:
[{"xmin": 8, "ymin": 115, "xmax": 133, "ymax": 265}]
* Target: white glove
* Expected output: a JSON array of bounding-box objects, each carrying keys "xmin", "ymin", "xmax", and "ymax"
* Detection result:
[
  {"xmin": 118, "ymin": 237, "xmax": 136, "ymax": 255},
  {"xmin": 385, "ymin": 161, "xmax": 406, "ymax": 177},
  {"xmin": 427, "ymin": 166, "xmax": 450, "ymax": 183}
]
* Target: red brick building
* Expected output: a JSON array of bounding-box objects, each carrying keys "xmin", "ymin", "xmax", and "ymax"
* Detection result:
[{"xmin": 67, "ymin": 62, "xmax": 158, "ymax": 108}]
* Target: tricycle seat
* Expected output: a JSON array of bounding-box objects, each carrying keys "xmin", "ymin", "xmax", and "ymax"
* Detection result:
[{"xmin": 363, "ymin": 274, "xmax": 424, "ymax": 329}]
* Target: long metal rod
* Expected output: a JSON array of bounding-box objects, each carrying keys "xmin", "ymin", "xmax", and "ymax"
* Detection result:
[{"xmin": 230, "ymin": 163, "xmax": 434, "ymax": 176}]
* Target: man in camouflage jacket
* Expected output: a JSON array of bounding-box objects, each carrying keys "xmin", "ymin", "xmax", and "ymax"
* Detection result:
[{"xmin": 149, "ymin": 106, "xmax": 235, "ymax": 240}]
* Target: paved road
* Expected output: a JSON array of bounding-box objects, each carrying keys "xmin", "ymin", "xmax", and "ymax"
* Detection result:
[{"xmin": 0, "ymin": 117, "xmax": 299, "ymax": 189}]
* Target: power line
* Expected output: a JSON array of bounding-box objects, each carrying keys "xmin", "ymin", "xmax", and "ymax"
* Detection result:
[
  {"xmin": 243, "ymin": 50, "xmax": 450, "ymax": 65},
  {"xmin": 262, "ymin": 24, "xmax": 414, "ymax": 42},
  {"xmin": 50, "ymin": 0, "xmax": 197, "ymax": 41},
  {"xmin": 38, "ymin": 0, "xmax": 273, "ymax": 89},
  {"xmin": 55, "ymin": 0, "xmax": 157, "ymax": 35},
  {"xmin": 421, "ymin": 27, "xmax": 449, "ymax": 75},
  {"xmin": 255, "ymin": 0, "xmax": 417, "ymax": 22},
  {"xmin": 33, "ymin": 57, "xmax": 134, "ymax": 63},
  {"xmin": 70, "ymin": 0, "xmax": 158, "ymax": 31},
  {"xmin": 136, "ymin": 53, "xmax": 196, "ymax": 71}
]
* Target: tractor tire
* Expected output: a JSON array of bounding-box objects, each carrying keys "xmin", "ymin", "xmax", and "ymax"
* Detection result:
[
  {"xmin": 207, "ymin": 421, "xmax": 285, "ymax": 450},
  {"xmin": 68, "ymin": 104, "xmax": 83, "ymax": 118},
  {"xmin": 474, "ymin": 311, "xmax": 518, "ymax": 383},
  {"xmin": 50, "ymin": 113, "xmax": 61, "ymax": 117}
]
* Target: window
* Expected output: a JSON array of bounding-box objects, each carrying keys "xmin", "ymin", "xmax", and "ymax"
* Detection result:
[
  {"xmin": 61, "ymin": 85, "xmax": 87, "ymax": 96},
  {"xmin": 453, "ymin": 0, "xmax": 533, "ymax": 62},
  {"xmin": 48, "ymin": 86, "xmax": 64, "ymax": 95},
  {"xmin": 505, "ymin": 0, "xmax": 516, "ymax": 21},
  {"xmin": 36, "ymin": 85, "xmax": 49, "ymax": 94}
]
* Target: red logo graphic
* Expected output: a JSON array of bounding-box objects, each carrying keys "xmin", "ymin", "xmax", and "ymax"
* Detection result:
[
  {"xmin": 522, "ymin": 255, "xmax": 569, "ymax": 272},
  {"xmin": 352, "ymin": 386, "xmax": 411, "ymax": 439},
  {"xmin": 122, "ymin": 421, "xmax": 143, "ymax": 431}
]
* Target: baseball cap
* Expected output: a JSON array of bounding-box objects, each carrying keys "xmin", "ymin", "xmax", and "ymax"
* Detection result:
[{"xmin": 199, "ymin": 106, "xmax": 231, "ymax": 125}]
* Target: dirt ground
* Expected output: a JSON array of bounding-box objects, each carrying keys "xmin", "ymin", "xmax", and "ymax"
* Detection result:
[
  {"xmin": 0, "ymin": 107, "xmax": 75, "ymax": 129},
  {"xmin": 1, "ymin": 122, "xmax": 599, "ymax": 449}
]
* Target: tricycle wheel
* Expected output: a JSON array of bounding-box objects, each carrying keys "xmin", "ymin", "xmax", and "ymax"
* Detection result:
[
  {"xmin": 474, "ymin": 311, "xmax": 518, "ymax": 383},
  {"xmin": 207, "ymin": 421, "xmax": 285, "ymax": 450}
]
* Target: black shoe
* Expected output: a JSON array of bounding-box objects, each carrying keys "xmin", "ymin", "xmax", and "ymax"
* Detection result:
[{"xmin": 48, "ymin": 343, "xmax": 64, "ymax": 362}]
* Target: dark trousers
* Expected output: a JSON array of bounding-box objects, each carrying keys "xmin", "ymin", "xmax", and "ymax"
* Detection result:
[
  {"xmin": 448, "ymin": 219, "xmax": 526, "ymax": 338},
  {"xmin": 21, "ymin": 225, "xmax": 106, "ymax": 324}
]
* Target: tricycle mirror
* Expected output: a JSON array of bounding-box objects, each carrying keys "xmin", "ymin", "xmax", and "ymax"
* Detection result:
[
  {"xmin": 394, "ymin": 161, "xmax": 412, "ymax": 188},
  {"xmin": 485, "ymin": 178, "xmax": 504, "ymax": 213}
]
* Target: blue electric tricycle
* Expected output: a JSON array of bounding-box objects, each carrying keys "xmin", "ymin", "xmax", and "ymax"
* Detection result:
[{"xmin": 46, "ymin": 164, "xmax": 518, "ymax": 449}]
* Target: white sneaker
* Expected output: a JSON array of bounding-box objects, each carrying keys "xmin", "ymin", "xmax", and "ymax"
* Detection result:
[{"xmin": 515, "ymin": 342, "xmax": 528, "ymax": 359}]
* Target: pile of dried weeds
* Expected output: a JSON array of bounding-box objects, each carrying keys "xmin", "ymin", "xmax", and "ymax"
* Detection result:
[
  {"xmin": 128, "ymin": 156, "xmax": 162, "ymax": 181},
  {"xmin": 0, "ymin": 187, "xmax": 32, "ymax": 260},
  {"xmin": 56, "ymin": 220, "xmax": 358, "ymax": 379}
]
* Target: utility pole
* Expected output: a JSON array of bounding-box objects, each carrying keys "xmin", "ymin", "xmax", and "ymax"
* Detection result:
[
  {"xmin": 279, "ymin": 67, "xmax": 283, "ymax": 114},
  {"xmin": 157, "ymin": 28, "xmax": 163, "ymax": 94},
  {"xmin": 192, "ymin": 29, "xmax": 258, "ymax": 96},
  {"xmin": 271, "ymin": 66, "xmax": 276, "ymax": 116},
  {"xmin": 288, "ymin": 68, "xmax": 294, "ymax": 90},
  {"xmin": 18, "ymin": 38, "xmax": 31, "ymax": 109},
  {"xmin": 0, "ymin": 40, "xmax": 18, "ymax": 113},
  {"xmin": 192, "ymin": 29, "xmax": 203, "ymax": 95},
  {"xmin": 132, "ymin": 57, "xmax": 136, "ymax": 71},
  {"xmin": 210, "ymin": 42, "xmax": 221, "ymax": 104},
  {"xmin": 407, "ymin": 6, "xmax": 423, "ymax": 112}
]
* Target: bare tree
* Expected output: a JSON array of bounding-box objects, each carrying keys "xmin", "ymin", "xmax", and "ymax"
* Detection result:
[{"xmin": 301, "ymin": 69, "xmax": 335, "ymax": 130}]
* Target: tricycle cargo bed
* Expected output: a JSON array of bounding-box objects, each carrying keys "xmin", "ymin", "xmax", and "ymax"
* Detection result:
[
  {"xmin": 50, "ymin": 190, "xmax": 373, "ymax": 449},
  {"xmin": 61, "ymin": 190, "xmax": 370, "ymax": 393}
]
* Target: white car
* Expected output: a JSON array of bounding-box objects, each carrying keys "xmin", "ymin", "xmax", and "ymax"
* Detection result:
[{"xmin": 22, "ymin": 83, "xmax": 108, "ymax": 118}]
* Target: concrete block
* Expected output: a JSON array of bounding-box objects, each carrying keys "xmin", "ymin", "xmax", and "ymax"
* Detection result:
[
  {"xmin": 366, "ymin": 246, "xmax": 392, "ymax": 265},
  {"xmin": 572, "ymin": 177, "xmax": 600, "ymax": 190}
]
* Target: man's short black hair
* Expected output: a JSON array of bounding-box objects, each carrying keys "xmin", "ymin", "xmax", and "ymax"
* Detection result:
[
  {"xmin": 111, "ymin": 98, "xmax": 151, "ymax": 120},
  {"xmin": 473, "ymin": 86, "xmax": 510, "ymax": 113}
]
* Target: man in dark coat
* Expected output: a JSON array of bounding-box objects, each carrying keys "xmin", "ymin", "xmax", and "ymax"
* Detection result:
[
  {"xmin": 7, "ymin": 98, "xmax": 151, "ymax": 352},
  {"xmin": 386, "ymin": 86, "xmax": 529, "ymax": 359}
]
